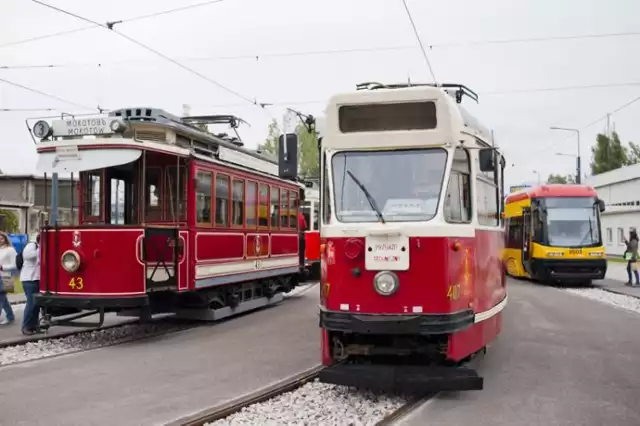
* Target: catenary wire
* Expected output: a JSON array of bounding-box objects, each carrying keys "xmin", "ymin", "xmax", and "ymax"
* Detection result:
[
  {"xmin": 30, "ymin": 0, "xmax": 260, "ymax": 108},
  {"xmin": 5, "ymin": 29, "xmax": 640, "ymax": 69},
  {"xmin": 0, "ymin": 0, "xmax": 230, "ymax": 49},
  {"xmin": 0, "ymin": 77, "xmax": 97, "ymax": 111}
]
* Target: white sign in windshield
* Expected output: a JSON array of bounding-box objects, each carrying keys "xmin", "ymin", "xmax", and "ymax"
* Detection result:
[{"xmin": 52, "ymin": 118, "xmax": 115, "ymax": 136}]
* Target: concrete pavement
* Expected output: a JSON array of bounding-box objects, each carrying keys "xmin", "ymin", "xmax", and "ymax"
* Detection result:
[
  {"xmin": 595, "ymin": 261, "xmax": 640, "ymax": 298},
  {"xmin": 0, "ymin": 285, "xmax": 320, "ymax": 426},
  {"xmin": 398, "ymin": 278, "xmax": 640, "ymax": 426}
]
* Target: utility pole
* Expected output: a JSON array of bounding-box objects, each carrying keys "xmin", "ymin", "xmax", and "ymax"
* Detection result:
[{"xmin": 550, "ymin": 126, "xmax": 581, "ymax": 184}]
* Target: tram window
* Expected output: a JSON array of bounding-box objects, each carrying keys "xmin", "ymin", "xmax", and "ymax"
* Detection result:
[
  {"xmin": 166, "ymin": 166, "xmax": 187, "ymax": 222},
  {"xmin": 271, "ymin": 187, "xmax": 280, "ymax": 228},
  {"xmin": 338, "ymin": 102, "xmax": 437, "ymax": 132},
  {"xmin": 195, "ymin": 170, "xmax": 212, "ymax": 224},
  {"xmin": 322, "ymin": 154, "xmax": 332, "ymax": 224},
  {"xmin": 83, "ymin": 172, "xmax": 102, "ymax": 219},
  {"xmin": 232, "ymin": 179, "xmax": 244, "ymax": 226},
  {"xmin": 477, "ymin": 179, "xmax": 499, "ymax": 227},
  {"xmin": 280, "ymin": 190, "xmax": 289, "ymax": 228},
  {"xmin": 216, "ymin": 174, "xmax": 230, "ymax": 227},
  {"xmin": 145, "ymin": 167, "xmax": 162, "ymax": 221},
  {"xmin": 110, "ymin": 178, "xmax": 126, "ymax": 225},
  {"xmin": 289, "ymin": 191, "xmax": 298, "ymax": 229},
  {"xmin": 301, "ymin": 203, "xmax": 311, "ymax": 231},
  {"xmin": 507, "ymin": 217, "xmax": 523, "ymax": 248},
  {"xmin": 313, "ymin": 201, "xmax": 319, "ymax": 231},
  {"xmin": 246, "ymin": 181, "xmax": 258, "ymax": 226},
  {"xmin": 444, "ymin": 171, "xmax": 471, "ymax": 223},
  {"xmin": 258, "ymin": 184, "xmax": 269, "ymax": 227}
]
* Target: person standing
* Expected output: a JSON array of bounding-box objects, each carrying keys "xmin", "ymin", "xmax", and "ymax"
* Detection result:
[
  {"xmin": 0, "ymin": 232, "xmax": 17, "ymax": 325},
  {"xmin": 20, "ymin": 233, "xmax": 41, "ymax": 335},
  {"xmin": 623, "ymin": 229, "xmax": 640, "ymax": 287}
]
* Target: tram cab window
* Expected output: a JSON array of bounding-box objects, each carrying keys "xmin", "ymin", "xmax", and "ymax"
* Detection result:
[
  {"xmin": 475, "ymin": 144, "xmax": 499, "ymax": 227},
  {"xmin": 507, "ymin": 217, "xmax": 523, "ymax": 248},
  {"xmin": 444, "ymin": 148, "xmax": 471, "ymax": 223},
  {"xmin": 322, "ymin": 154, "xmax": 332, "ymax": 224},
  {"xmin": 301, "ymin": 201, "xmax": 312, "ymax": 231},
  {"xmin": 145, "ymin": 167, "xmax": 162, "ymax": 221},
  {"xmin": 215, "ymin": 174, "xmax": 230, "ymax": 227},
  {"xmin": 166, "ymin": 166, "xmax": 187, "ymax": 222},
  {"xmin": 83, "ymin": 171, "xmax": 102, "ymax": 220},
  {"xmin": 195, "ymin": 170, "xmax": 212, "ymax": 224}
]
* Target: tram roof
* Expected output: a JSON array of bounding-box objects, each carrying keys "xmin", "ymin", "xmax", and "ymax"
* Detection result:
[
  {"xmin": 321, "ymin": 83, "xmax": 493, "ymax": 150},
  {"xmin": 29, "ymin": 107, "xmax": 300, "ymax": 182},
  {"xmin": 505, "ymin": 184, "xmax": 598, "ymax": 203}
]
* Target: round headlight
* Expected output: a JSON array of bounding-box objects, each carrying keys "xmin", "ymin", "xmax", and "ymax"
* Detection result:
[
  {"xmin": 373, "ymin": 271, "xmax": 399, "ymax": 296},
  {"xmin": 61, "ymin": 250, "xmax": 81, "ymax": 273}
]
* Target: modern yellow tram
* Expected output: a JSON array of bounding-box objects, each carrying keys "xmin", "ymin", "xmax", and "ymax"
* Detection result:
[{"xmin": 503, "ymin": 184, "xmax": 607, "ymax": 284}]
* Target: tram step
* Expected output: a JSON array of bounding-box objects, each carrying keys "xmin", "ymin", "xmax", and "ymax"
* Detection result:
[{"xmin": 319, "ymin": 363, "xmax": 483, "ymax": 393}]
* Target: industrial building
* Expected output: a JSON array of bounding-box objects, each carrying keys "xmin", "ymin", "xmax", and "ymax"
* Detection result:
[{"xmin": 585, "ymin": 163, "xmax": 640, "ymax": 257}]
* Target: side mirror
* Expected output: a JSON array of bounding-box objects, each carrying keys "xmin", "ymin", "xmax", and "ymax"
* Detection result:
[
  {"xmin": 478, "ymin": 148, "xmax": 495, "ymax": 172},
  {"xmin": 278, "ymin": 133, "xmax": 299, "ymax": 180},
  {"xmin": 597, "ymin": 198, "xmax": 605, "ymax": 213}
]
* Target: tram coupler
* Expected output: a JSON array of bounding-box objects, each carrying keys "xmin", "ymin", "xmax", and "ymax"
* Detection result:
[{"xmin": 39, "ymin": 308, "xmax": 106, "ymax": 329}]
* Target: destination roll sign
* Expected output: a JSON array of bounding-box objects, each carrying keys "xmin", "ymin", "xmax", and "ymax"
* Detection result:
[{"xmin": 51, "ymin": 118, "xmax": 116, "ymax": 137}]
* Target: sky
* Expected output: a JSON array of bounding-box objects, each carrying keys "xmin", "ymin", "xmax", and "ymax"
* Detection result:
[{"xmin": 1, "ymin": 0, "xmax": 640, "ymax": 189}]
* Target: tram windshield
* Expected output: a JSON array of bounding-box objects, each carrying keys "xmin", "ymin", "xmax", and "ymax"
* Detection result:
[
  {"xmin": 541, "ymin": 197, "xmax": 601, "ymax": 247},
  {"xmin": 331, "ymin": 148, "xmax": 447, "ymax": 223}
]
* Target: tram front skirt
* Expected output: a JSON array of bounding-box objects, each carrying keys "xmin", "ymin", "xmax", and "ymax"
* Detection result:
[{"xmin": 319, "ymin": 363, "xmax": 483, "ymax": 393}]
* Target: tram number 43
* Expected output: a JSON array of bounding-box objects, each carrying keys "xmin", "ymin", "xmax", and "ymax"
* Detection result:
[
  {"xmin": 68, "ymin": 277, "xmax": 85, "ymax": 290},
  {"xmin": 446, "ymin": 284, "xmax": 461, "ymax": 300}
]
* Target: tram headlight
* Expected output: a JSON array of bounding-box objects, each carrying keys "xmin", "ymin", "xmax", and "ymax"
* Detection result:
[
  {"xmin": 61, "ymin": 250, "xmax": 81, "ymax": 273},
  {"xmin": 373, "ymin": 271, "xmax": 399, "ymax": 296}
]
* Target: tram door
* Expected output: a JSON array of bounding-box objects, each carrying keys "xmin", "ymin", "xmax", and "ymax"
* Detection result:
[{"xmin": 522, "ymin": 207, "xmax": 533, "ymax": 275}]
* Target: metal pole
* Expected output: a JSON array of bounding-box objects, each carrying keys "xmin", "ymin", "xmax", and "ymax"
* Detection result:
[
  {"xmin": 576, "ymin": 130, "xmax": 581, "ymax": 184},
  {"xmin": 51, "ymin": 173, "xmax": 59, "ymax": 225}
]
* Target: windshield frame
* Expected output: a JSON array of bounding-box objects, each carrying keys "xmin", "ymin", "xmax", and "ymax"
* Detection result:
[
  {"xmin": 533, "ymin": 196, "xmax": 602, "ymax": 248},
  {"xmin": 329, "ymin": 147, "xmax": 449, "ymax": 224}
]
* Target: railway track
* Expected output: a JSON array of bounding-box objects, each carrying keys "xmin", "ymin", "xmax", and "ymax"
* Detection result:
[
  {"xmin": 170, "ymin": 364, "xmax": 434, "ymax": 426},
  {"xmin": 1, "ymin": 283, "xmax": 318, "ymax": 368}
]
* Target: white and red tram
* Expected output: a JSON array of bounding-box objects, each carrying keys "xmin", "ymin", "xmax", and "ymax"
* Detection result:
[
  {"xmin": 28, "ymin": 108, "xmax": 306, "ymax": 328},
  {"xmin": 316, "ymin": 82, "xmax": 508, "ymax": 392}
]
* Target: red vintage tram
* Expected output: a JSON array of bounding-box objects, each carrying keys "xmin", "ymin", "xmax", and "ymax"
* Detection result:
[
  {"xmin": 28, "ymin": 109, "xmax": 305, "ymax": 328},
  {"xmin": 316, "ymin": 82, "xmax": 508, "ymax": 393}
]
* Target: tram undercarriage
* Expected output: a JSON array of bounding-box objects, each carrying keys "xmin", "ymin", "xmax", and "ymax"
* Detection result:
[{"xmin": 37, "ymin": 274, "xmax": 299, "ymax": 330}]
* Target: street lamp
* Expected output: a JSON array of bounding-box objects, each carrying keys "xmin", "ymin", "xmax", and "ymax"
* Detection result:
[
  {"xmin": 550, "ymin": 126, "xmax": 581, "ymax": 184},
  {"xmin": 533, "ymin": 170, "xmax": 541, "ymax": 185}
]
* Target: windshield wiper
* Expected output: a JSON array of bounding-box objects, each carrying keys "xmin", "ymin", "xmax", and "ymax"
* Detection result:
[{"xmin": 346, "ymin": 170, "xmax": 385, "ymax": 224}]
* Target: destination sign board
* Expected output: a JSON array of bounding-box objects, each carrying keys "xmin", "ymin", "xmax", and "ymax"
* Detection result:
[
  {"xmin": 52, "ymin": 118, "xmax": 115, "ymax": 137},
  {"xmin": 509, "ymin": 185, "xmax": 531, "ymax": 193}
]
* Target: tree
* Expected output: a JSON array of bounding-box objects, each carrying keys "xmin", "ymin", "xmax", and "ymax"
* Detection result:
[
  {"xmin": 547, "ymin": 174, "xmax": 575, "ymax": 184},
  {"xmin": 296, "ymin": 123, "xmax": 319, "ymax": 179},
  {"xmin": 627, "ymin": 141, "xmax": 640, "ymax": 165},
  {"xmin": 260, "ymin": 119, "xmax": 280, "ymax": 155},
  {"xmin": 590, "ymin": 131, "xmax": 629, "ymax": 175},
  {"xmin": 0, "ymin": 209, "xmax": 19, "ymax": 233}
]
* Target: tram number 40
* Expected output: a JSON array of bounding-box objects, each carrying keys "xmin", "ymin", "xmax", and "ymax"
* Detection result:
[
  {"xmin": 68, "ymin": 277, "xmax": 85, "ymax": 290},
  {"xmin": 446, "ymin": 284, "xmax": 461, "ymax": 300}
]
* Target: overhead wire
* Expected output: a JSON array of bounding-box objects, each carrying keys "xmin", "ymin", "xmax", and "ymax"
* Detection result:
[
  {"xmin": 401, "ymin": 0, "xmax": 437, "ymax": 84},
  {"xmin": 30, "ymin": 0, "xmax": 260, "ymax": 108},
  {"xmin": 0, "ymin": 0, "xmax": 230, "ymax": 49},
  {"xmin": 0, "ymin": 77, "xmax": 97, "ymax": 111},
  {"xmin": 4, "ymin": 29, "xmax": 640, "ymax": 70}
]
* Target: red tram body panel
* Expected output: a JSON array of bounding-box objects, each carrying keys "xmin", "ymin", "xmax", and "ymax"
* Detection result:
[{"xmin": 316, "ymin": 83, "xmax": 508, "ymax": 393}]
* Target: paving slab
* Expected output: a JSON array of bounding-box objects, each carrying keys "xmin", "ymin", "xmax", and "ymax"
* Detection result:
[
  {"xmin": 593, "ymin": 261, "xmax": 640, "ymax": 298},
  {"xmin": 0, "ymin": 284, "xmax": 320, "ymax": 426},
  {"xmin": 397, "ymin": 279, "xmax": 640, "ymax": 426}
]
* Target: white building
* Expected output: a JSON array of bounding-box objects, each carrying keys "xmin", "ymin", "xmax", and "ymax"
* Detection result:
[{"xmin": 584, "ymin": 163, "xmax": 640, "ymax": 257}]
